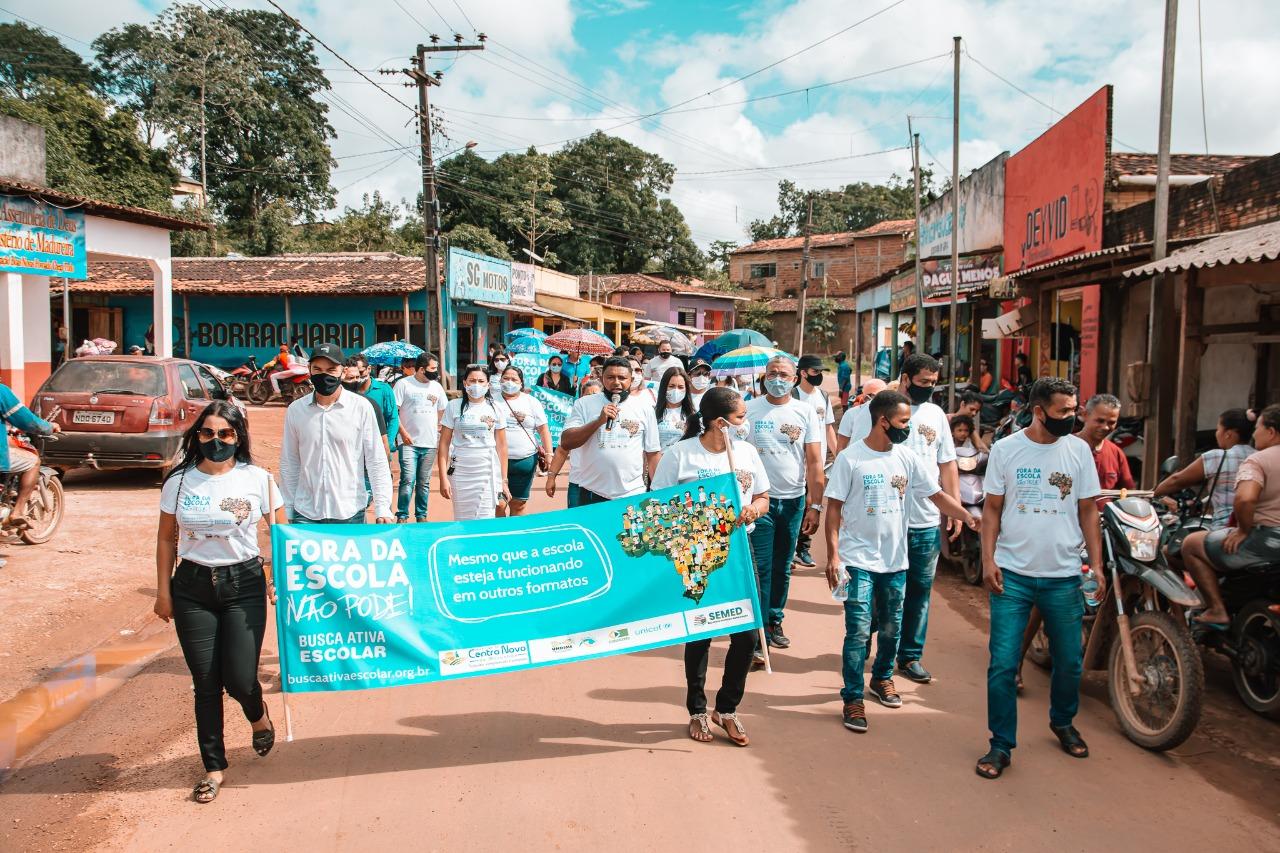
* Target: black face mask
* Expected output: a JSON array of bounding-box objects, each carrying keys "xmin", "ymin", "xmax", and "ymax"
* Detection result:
[
  {"xmin": 341, "ymin": 380, "xmax": 363, "ymax": 392},
  {"xmin": 423, "ymin": 370, "xmax": 439, "ymax": 381},
  {"xmin": 312, "ymin": 372, "xmax": 342, "ymax": 396},
  {"xmin": 886, "ymin": 421, "xmax": 912, "ymax": 444},
  {"xmin": 198, "ymin": 438, "xmax": 237, "ymax": 463},
  {"xmin": 906, "ymin": 383, "xmax": 933, "ymax": 406},
  {"xmin": 1040, "ymin": 410, "xmax": 1076, "ymax": 438},
  {"xmin": 804, "ymin": 371, "xmax": 823, "ymax": 386}
]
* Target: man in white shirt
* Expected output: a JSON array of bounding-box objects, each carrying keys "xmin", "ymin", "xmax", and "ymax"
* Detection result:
[
  {"xmin": 976, "ymin": 378, "xmax": 1103, "ymax": 780},
  {"xmin": 747, "ymin": 356, "xmax": 824, "ymax": 657},
  {"xmin": 791, "ymin": 354, "xmax": 836, "ymax": 568},
  {"xmin": 644, "ymin": 342, "xmax": 681, "ymax": 383},
  {"xmin": 279, "ymin": 343, "xmax": 394, "ymax": 524},
  {"xmin": 394, "ymin": 353, "xmax": 447, "ymax": 522},
  {"xmin": 835, "ymin": 353, "xmax": 960, "ymax": 684},
  {"xmin": 560, "ymin": 357, "xmax": 661, "ymax": 505},
  {"xmin": 824, "ymin": 390, "xmax": 976, "ymax": 734}
]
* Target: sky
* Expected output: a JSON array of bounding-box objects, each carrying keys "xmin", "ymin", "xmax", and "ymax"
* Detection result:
[{"xmin": 7, "ymin": 0, "xmax": 1280, "ymax": 251}]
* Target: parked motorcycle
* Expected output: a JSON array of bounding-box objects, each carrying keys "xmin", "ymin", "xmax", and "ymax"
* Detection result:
[
  {"xmin": 940, "ymin": 442, "xmax": 986, "ymax": 585},
  {"xmin": 1, "ymin": 428, "xmax": 66, "ymax": 545},
  {"xmin": 978, "ymin": 387, "xmax": 1023, "ymax": 429},
  {"xmin": 225, "ymin": 355, "xmax": 262, "ymax": 400},
  {"xmin": 246, "ymin": 371, "xmax": 312, "ymax": 406}
]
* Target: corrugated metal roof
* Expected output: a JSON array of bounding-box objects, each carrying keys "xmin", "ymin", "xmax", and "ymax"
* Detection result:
[
  {"xmin": 1122, "ymin": 220, "xmax": 1280, "ymax": 278},
  {"xmin": 1006, "ymin": 244, "xmax": 1144, "ymax": 279}
]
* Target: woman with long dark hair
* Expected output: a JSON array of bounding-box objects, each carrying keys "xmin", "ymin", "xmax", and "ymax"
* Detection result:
[
  {"xmin": 496, "ymin": 365, "xmax": 551, "ymax": 516},
  {"xmin": 654, "ymin": 367, "xmax": 694, "ymax": 451},
  {"xmin": 652, "ymin": 387, "xmax": 770, "ymax": 747},
  {"xmin": 154, "ymin": 400, "xmax": 284, "ymax": 804},
  {"xmin": 438, "ymin": 364, "xmax": 509, "ymax": 520},
  {"xmin": 536, "ymin": 354, "xmax": 573, "ymax": 394}
]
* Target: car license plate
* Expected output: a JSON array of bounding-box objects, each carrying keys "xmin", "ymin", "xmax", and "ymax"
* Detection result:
[{"xmin": 72, "ymin": 410, "xmax": 115, "ymax": 425}]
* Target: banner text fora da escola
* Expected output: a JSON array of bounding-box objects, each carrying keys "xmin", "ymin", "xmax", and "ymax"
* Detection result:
[{"xmin": 271, "ymin": 474, "xmax": 761, "ymax": 693}]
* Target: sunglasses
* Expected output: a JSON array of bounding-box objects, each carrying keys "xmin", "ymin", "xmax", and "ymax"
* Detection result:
[{"xmin": 197, "ymin": 427, "xmax": 238, "ymax": 442}]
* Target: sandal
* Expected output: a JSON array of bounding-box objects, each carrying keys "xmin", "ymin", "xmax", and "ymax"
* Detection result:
[
  {"xmin": 192, "ymin": 777, "xmax": 220, "ymax": 803},
  {"xmin": 252, "ymin": 703, "xmax": 275, "ymax": 757},
  {"xmin": 1050, "ymin": 724, "xmax": 1089, "ymax": 758},
  {"xmin": 688, "ymin": 713, "xmax": 713, "ymax": 743},
  {"xmin": 711, "ymin": 710, "xmax": 749, "ymax": 747},
  {"xmin": 975, "ymin": 749, "xmax": 1011, "ymax": 780}
]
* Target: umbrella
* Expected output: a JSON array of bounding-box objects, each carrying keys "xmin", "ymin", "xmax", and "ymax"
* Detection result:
[
  {"xmin": 361, "ymin": 339, "xmax": 423, "ymax": 367},
  {"xmin": 693, "ymin": 328, "xmax": 773, "ymax": 363},
  {"xmin": 630, "ymin": 325, "xmax": 693, "ymax": 355},
  {"xmin": 505, "ymin": 327, "xmax": 546, "ymax": 344},
  {"xmin": 543, "ymin": 327, "xmax": 616, "ymax": 357},
  {"xmin": 506, "ymin": 335, "xmax": 555, "ymax": 355},
  {"xmin": 710, "ymin": 345, "xmax": 795, "ymax": 378}
]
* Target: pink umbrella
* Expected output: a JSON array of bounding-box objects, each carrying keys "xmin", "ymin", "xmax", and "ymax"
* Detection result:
[{"xmin": 543, "ymin": 327, "xmax": 617, "ymax": 357}]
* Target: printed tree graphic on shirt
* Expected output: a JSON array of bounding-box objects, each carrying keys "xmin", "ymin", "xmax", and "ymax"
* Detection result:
[{"xmin": 616, "ymin": 492, "xmax": 738, "ymax": 603}]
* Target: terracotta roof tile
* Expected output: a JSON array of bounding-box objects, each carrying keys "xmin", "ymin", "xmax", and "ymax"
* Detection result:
[
  {"xmin": 0, "ymin": 179, "xmax": 207, "ymax": 232},
  {"xmin": 733, "ymin": 219, "xmax": 915, "ymax": 254},
  {"xmin": 62, "ymin": 255, "xmax": 429, "ymax": 295},
  {"xmin": 582, "ymin": 272, "xmax": 750, "ymax": 300},
  {"xmin": 1110, "ymin": 153, "xmax": 1262, "ymax": 179}
]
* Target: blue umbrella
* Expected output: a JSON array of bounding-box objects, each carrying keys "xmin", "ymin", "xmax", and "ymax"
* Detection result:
[
  {"xmin": 361, "ymin": 339, "xmax": 424, "ymax": 367},
  {"xmin": 505, "ymin": 327, "xmax": 546, "ymax": 344},
  {"xmin": 693, "ymin": 328, "xmax": 773, "ymax": 363},
  {"xmin": 506, "ymin": 336, "xmax": 555, "ymax": 355}
]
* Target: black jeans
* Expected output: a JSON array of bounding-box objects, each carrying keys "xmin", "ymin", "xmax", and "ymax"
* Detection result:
[
  {"xmin": 171, "ymin": 558, "xmax": 268, "ymax": 772},
  {"xmin": 684, "ymin": 630, "xmax": 756, "ymax": 715}
]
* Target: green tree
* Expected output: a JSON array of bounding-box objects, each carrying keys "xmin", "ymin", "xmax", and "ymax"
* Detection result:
[
  {"xmin": 707, "ymin": 239, "xmax": 738, "ymax": 274},
  {"xmin": 444, "ymin": 224, "xmax": 511, "ymax": 260},
  {"xmin": 804, "ymin": 297, "xmax": 838, "ymax": 349},
  {"xmin": 748, "ymin": 175, "xmax": 937, "ymax": 241},
  {"xmin": 92, "ymin": 23, "xmax": 164, "ymax": 145},
  {"xmin": 306, "ymin": 192, "xmax": 407, "ymax": 254},
  {"xmin": 437, "ymin": 149, "xmax": 507, "ymax": 236},
  {"xmin": 737, "ymin": 301, "xmax": 774, "ymax": 337},
  {"xmin": 501, "ymin": 150, "xmax": 569, "ymax": 266},
  {"xmin": 0, "ymin": 21, "xmax": 91, "ymax": 98},
  {"xmin": 0, "ymin": 81, "xmax": 176, "ymax": 208}
]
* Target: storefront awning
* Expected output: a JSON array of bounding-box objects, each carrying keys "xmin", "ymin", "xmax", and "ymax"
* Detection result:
[
  {"xmin": 981, "ymin": 304, "xmax": 1037, "ymax": 339},
  {"xmin": 472, "ymin": 299, "xmax": 563, "ymax": 320},
  {"xmin": 1122, "ymin": 220, "xmax": 1280, "ymax": 278}
]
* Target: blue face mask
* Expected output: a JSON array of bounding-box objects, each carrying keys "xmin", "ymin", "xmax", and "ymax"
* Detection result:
[{"xmin": 764, "ymin": 377, "xmax": 792, "ymax": 398}]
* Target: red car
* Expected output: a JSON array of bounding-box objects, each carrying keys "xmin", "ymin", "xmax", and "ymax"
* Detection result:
[{"xmin": 32, "ymin": 356, "xmax": 243, "ymax": 474}]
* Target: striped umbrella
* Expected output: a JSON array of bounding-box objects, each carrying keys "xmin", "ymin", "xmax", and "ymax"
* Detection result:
[
  {"xmin": 543, "ymin": 327, "xmax": 617, "ymax": 356},
  {"xmin": 693, "ymin": 328, "xmax": 774, "ymax": 363},
  {"xmin": 710, "ymin": 345, "xmax": 795, "ymax": 377}
]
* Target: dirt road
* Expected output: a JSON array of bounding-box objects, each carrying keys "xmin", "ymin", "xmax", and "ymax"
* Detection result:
[{"xmin": 1, "ymin": 403, "xmax": 1277, "ymax": 851}]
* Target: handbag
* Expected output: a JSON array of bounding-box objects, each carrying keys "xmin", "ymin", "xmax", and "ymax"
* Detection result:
[{"xmin": 502, "ymin": 394, "xmax": 549, "ymax": 472}]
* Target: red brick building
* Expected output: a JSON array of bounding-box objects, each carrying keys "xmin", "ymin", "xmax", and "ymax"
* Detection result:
[{"xmin": 727, "ymin": 219, "xmax": 915, "ymax": 300}]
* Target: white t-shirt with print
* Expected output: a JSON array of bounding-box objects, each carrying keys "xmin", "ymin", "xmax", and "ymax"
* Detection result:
[
  {"xmin": 746, "ymin": 396, "xmax": 822, "ymax": 500},
  {"xmin": 161, "ymin": 463, "xmax": 284, "ymax": 567},
  {"xmin": 825, "ymin": 441, "xmax": 939, "ymax": 573},
  {"xmin": 651, "ymin": 437, "xmax": 771, "ymax": 529},
  {"xmin": 496, "ymin": 393, "xmax": 548, "ymax": 460},
  {"xmin": 985, "ymin": 430, "xmax": 1101, "ymax": 577},
  {"xmin": 564, "ymin": 393, "xmax": 661, "ymax": 499},
  {"xmin": 657, "ymin": 405, "xmax": 689, "ymax": 450},
  {"xmin": 441, "ymin": 396, "xmax": 506, "ymax": 463},
  {"xmin": 839, "ymin": 400, "xmax": 957, "ymax": 528},
  {"xmin": 644, "ymin": 354, "xmax": 681, "ymax": 382},
  {"xmin": 793, "ymin": 385, "xmax": 835, "ymax": 456},
  {"xmin": 394, "ymin": 376, "xmax": 447, "ymax": 448}
]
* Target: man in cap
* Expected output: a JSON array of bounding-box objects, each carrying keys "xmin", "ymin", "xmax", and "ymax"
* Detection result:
[
  {"xmin": 688, "ymin": 359, "xmax": 713, "ymax": 409},
  {"xmin": 280, "ymin": 343, "xmax": 393, "ymax": 525}
]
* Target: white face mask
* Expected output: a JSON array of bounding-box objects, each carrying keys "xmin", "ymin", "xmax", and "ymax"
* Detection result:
[
  {"xmin": 632, "ymin": 376, "xmax": 644, "ymax": 390},
  {"xmin": 691, "ymin": 375, "xmax": 711, "ymax": 391},
  {"xmin": 494, "ymin": 359, "xmax": 508, "ymax": 370},
  {"xmin": 465, "ymin": 382, "xmax": 488, "ymax": 399},
  {"xmin": 666, "ymin": 388, "xmax": 686, "ymax": 405},
  {"xmin": 501, "ymin": 380, "xmax": 521, "ymax": 396}
]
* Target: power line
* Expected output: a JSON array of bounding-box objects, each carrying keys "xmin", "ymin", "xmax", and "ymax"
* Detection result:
[
  {"xmin": 0, "ymin": 5, "xmax": 93, "ymax": 45},
  {"xmin": 449, "ymin": 0, "xmax": 477, "ymax": 34},
  {"xmin": 679, "ymin": 146, "xmax": 909, "ymax": 176}
]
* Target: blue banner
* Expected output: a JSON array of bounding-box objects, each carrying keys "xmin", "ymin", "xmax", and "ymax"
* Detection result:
[
  {"xmin": 0, "ymin": 195, "xmax": 86, "ymax": 279},
  {"xmin": 529, "ymin": 385, "xmax": 573, "ymax": 448},
  {"xmin": 446, "ymin": 246, "xmax": 512, "ymax": 304},
  {"xmin": 272, "ymin": 475, "xmax": 761, "ymax": 693}
]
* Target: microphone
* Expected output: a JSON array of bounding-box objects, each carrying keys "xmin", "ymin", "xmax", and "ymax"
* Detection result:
[{"xmin": 606, "ymin": 391, "xmax": 620, "ymax": 430}]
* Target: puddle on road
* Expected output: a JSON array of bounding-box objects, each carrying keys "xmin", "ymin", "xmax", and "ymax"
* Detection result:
[{"xmin": 0, "ymin": 629, "xmax": 173, "ymax": 783}]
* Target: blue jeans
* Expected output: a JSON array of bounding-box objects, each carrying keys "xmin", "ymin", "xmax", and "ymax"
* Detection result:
[
  {"xmin": 840, "ymin": 569, "xmax": 908, "ymax": 703},
  {"xmin": 749, "ymin": 495, "xmax": 805, "ymax": 627},
  {"xmin": 898, "ymin": 526, "xmax": 941, "ymax": 664},
  {"xmin": 987, "ymin": 570, "xmax": 1084, "ymax": 754},
  {"xmin": 397, "ymin": 445, "xmax": 436, "ymax": 520}
]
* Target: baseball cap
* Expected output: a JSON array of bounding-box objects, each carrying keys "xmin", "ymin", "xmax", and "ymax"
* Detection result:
[
  {"xmin": 688, "ymin": 358, "xmax": 712, "ymax": 372},
  {"xmin": 310, "ymin": 342, "xmax": 345, "ymax": 365},
  {"xmin": 797, "ymin": 354, "xmax": 824, "ymax": 371}
]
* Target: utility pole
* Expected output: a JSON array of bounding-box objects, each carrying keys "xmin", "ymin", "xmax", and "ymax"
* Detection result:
[
  {"xmin": 390, "ymin": 34, "xmax": 485, "ymax": 388},
  {"xmin": 909, "ymin": 119, "xmax": 925, "ymax": 355},
  {"xmin": 1143, "ymin": 0, "xmax": 1179, "ymax": 485},
  {"xmin": 795, "ymin": 194, "xmax": 814, "ymax": 356},
  {"xmin": 948, "ymin": 35, "xmax": 961, "ymax": 412}
]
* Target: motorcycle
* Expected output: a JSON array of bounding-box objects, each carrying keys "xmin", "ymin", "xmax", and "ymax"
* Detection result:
[
  {"xmin": 1028, "ymin": 489, "xmax": 1205, "ymax": 751},
  {"xmin": 246, "ymin": 371, "xmax": 312, "ymax": 406},
  {"xmin": 226, "ymin": 355, "xmax": 262, "ymax": 400},
  {"xmin": 940, "ymin": 442, "xmax": 986, "ymax": 586},
  {"xmin": 1, "ymin": 426, "xmax": 66, "ymax": 546},
  {"xmin": 1159, "ymin": 455, "xmax": 1280, "ymax": 718},
  {"xmin": 978, "ymin": 387, "xmax": 1023, "ymax": 429}
]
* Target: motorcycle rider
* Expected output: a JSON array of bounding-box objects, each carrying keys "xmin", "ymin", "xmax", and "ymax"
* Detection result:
[
  {"xmin": 1153, "ymin": 408, "xmax": 1255, "ymax": 531},
  {"xmin": 0, "ymin": 382, "xmax": 60, "ymax": 531},
  {"xmin": 1179, "ymin": 404, "xmax": 1280, "ymax": 628}
]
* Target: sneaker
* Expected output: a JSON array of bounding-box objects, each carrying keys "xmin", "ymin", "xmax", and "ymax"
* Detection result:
[
  {"xmin": 870, "ymin": 678, "xmax": 903, "ymax": 708},
  {"xmin": 899, "ymin": 660, "xmax": 933, "ymax": 684},
  {"xmin": 794, "ymin": 549, "xmax": 816, "ymax": 568},
  {"xmin": 751, "ymin": 650, "xmax": 767, "ymax": 670},
  {"xmin": 766, "ymin": 624, "xmax": 791, "ymax": 649},
  {"xmin": 842, "ymin": 701, "xmax": 868, "ymax": 733}
]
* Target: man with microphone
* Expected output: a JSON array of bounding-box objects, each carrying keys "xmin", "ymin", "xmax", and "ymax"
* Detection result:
[{"xmin": 561, "ymin": 357, "xmax": 661, "ymax": 507}]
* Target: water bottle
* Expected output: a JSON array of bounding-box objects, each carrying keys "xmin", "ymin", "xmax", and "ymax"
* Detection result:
[
  {"xmin": 832, "ymin": 567, "xmax": 851, "ymax": 602},
  {"xmin": 1081, "ymin": 565, "xmax": 1102, "ymax": 610}
]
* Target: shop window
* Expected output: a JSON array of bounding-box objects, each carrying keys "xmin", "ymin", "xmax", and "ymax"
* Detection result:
[
  {"xmin": 749, "ymin": 263, "xmax": 776, "ymax": 279},
  {"xmin": 812, "ymin": 261, "xmax": 826, "ymax": 278},
  {"xmin": 676, "ymin": 308, "xmax": 697, "ymax": 328}
]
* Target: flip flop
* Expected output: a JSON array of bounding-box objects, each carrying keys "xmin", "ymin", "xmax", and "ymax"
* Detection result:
[
  {"xmin": 1050, "ymin": 724, "xmax": 1089, "ymax": 758},
  {"xmin": 192, "ymin": 777, "xmax": 220, "ymax": 803},
  {"xmin": 975, "ymin": 749, "xmax": 1011, "ymax": 779}
]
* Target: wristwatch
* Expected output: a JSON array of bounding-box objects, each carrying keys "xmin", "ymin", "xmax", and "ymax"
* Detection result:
[{"xmin": 807, "ymin": 504, "xmax": 822, "ymax": 512}]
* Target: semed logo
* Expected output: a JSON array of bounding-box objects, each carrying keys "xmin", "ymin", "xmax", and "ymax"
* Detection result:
[{"xmin": 705, "ymin": 606, "xmax": 745, "ymax": 623}]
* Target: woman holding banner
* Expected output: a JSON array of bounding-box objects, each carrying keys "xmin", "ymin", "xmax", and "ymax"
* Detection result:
[
  {"xmin": 652, "ymin": 387, "xmax": 770, "ymax": 747},
  {"xmin": 536, "ymin": 355, "xmax": 574, "ymax": 394},
  {"xmin": 439, "ymin": 365, "xmax": 509, "ymax": 520},
  {"xmin": 654, "ymin": 367, "xmax": 694, "ymax": 451},
  {"xmin": 496, "ymin": 365, "xmax": 551, "ymax": 517},
  {"xmin": 153, "ymin": 400, "xmax": 284, "ymax": 804}
]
